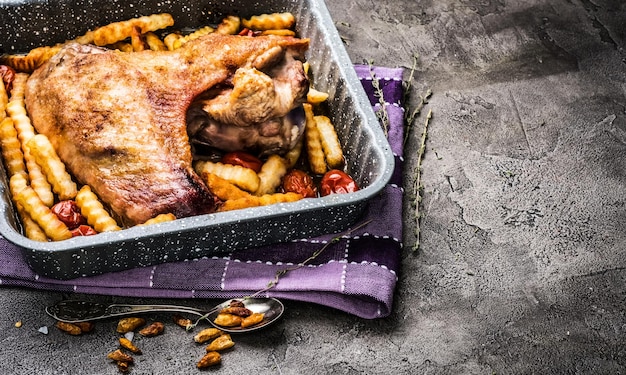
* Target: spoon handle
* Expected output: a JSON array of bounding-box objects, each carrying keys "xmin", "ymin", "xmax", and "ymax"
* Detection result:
[{"xmin": 105, "ymin": 304, "xmax": 215, "ymax": 319}]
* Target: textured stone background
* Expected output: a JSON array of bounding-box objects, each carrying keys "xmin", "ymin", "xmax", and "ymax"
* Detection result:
[{"xmin": 1, "ymin": 0, "xmax": 625, "ymax": 374}]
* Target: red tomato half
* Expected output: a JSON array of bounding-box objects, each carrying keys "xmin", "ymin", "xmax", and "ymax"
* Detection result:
[
  {"xmin": 282, "ymin": 169, "xmax": 317, "ymax": 198},
  {"xmin": 71, "ymin": 225, "xmax": 98, "ymax": 237},
  {"xmin": 51, "ymin": 200, "xmax": 87, "ymax": 229},
  {"xmin": 221, "ymin": 151, "xmax": 263, "ymax": 173},
  {"xmin": 320, "ymin": 170, "xmax": 359, "ymax": 196}
]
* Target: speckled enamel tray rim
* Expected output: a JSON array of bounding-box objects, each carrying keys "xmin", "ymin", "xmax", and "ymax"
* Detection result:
[{"xmin": 0, "ymin": 0, "xmax": 395, "ymax": 263}]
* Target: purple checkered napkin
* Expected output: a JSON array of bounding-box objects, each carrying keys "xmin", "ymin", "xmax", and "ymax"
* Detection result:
[{"xmin": 0, "ymin": 65, "xmax": 405, "ymax": 319}]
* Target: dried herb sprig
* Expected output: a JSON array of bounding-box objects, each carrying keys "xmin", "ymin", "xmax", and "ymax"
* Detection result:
[
  {"xmin": 411, "ymin": 109, "xmax": 432, "ymax": 252},
  {"xmin": 253, "ymin": 219, "xmax": 373, "ymax": 295},
  {"xmin": 365, "ymin": 59, "xmax": 390, "ymax": 136},
  {"xmin": 403, "ymin": 53, "xmax": 432, "ymax": 147}
]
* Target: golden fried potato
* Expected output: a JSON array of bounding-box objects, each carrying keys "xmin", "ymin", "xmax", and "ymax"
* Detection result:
[
  {"xmin": 172, "ymin": 26, "xmax": 215, "ymax": 49},
  {"xmin": 108, "ymin": 42, "xmax": 133, "ymax": 52},
  {"xmin": 75, "ymin": 185, "xmax": 121, "ymax": 232},
  {"xmin": 27, "ymin": 134, "xmax": 77, "ymax": 200},
  {"xmin": 255, "ymin": 154, "xmax": 288, "ymax": 196},
  {"xmin": 202, "ymin": 172, "xmax": 251, "ymax": 201},
  {"xmin": 11, "ymin": 174, "xmax": 71, "ymax": 241},
  {"xmin": 0, "ymin": 46, "xmax": 63, "ymax": 73},
  {"xmin": 195, "ymin": 160, "xmax": 260, "ymax": 193},
  {"xmin": 314, "ymin": 115, "xmax": 344, "ymax": 169},
  {"xmin": 130, "ymin": 26, "xmax": 148, "ymax": 52},
  {"xmin": 303, "ymin": 103, "xmax": 326, "ymax": 175},
  {"xmin": 138, "ymin": 213, "xmax": 176, "ymax": 226},
  {"xmin": 307, "ymin": 88, "xmax": 329, "ymax": 104},
  {"xmin": 0, "ymin": 117, "xmax": 26, "ymax": 177},
  {"xmin": 93, "ymin": 13, "xmax": 174, "ymax": 46},
  {"xmin": 9, "ymin": 174, "xmax": 47, "ymax": 241},
  {"xmin": 260, "ymin": 29, "xmax": 296, "ymax": 36},
  {"xmin": 7, "ymin": 76, "xmax": 54, "ymax": 207},
  {"xmin": 163, "ymin": 33, "xmax": 182, "ymax": 51},
  {"xmin": 283, "ymin": 135, "xmax": 303, "ymax": 169},
  {"xmin": 0, "ymin": 79, "xmax": 7, "ymax": 120},
  {"xmin": 216, "ymin": 15, "xmax": 241, "ymax": 35},
  {"xmin": 242, "ymin": 12, "xmax": 295, "ymax": 31},
  {"xmin": 145, "ymin": 32, "xmax": 168, "ymax": 51},
  {"xmin": 18, "ymin": 204, "xmax": 48, "ymax": 241},
  {"xmin": 220, "ymin": 192, "xmax": 302, "ymax": 212}
]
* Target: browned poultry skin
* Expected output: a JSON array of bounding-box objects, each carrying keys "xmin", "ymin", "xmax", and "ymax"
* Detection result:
[{"xmin": 25, "ymin": 34, "xmax": 310, "ymax": 226}]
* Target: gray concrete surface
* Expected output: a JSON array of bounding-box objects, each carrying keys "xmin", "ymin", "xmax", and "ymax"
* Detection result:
[{"xmin": 2, "ymin": 0, "xmax": 626, "ymax": 373}]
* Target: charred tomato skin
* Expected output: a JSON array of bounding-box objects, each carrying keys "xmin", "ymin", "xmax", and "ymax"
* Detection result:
[
  {"xmin": 282, "ymin": 169, "xmax": 317, "ymax": 198},
  {"xmin": 51, "ymin": 200, "xmax": 87, "ymax": 229},
  {"xmin": 320, "ymin": 169, "xmax": 359, "ymax": 196},
  {"xmin": 71, "ymin": 225, "xmax": 98, "ymax": 237}
]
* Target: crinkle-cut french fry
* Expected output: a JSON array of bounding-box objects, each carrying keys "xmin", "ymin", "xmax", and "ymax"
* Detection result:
[
  {"xmin": 307, "ymin": 88, "xmax": 329, "ymax": 104},
  {"xmin": 303, "ymin": 103, "xmax": 326, "ymax": 175},
  {"xmin": 260, "ymin": 29, "xmax": 296, "ymax": 37},
  {"xmin": 0, "ymin": 79, "xmax": 7, "ymax": 120},
  {"xmin": 219, "ymin": 192, "xmax": 302, "ymax": 212},
  {"xmin": 75, "ymin": 185, "xmax": 121, "ymax": 232},
  {"xmin": 163, "ymin": 33, "xmax": 182, "ymax": 51},
  {"xmin": 11, "ymin": 174, "xmax": 71, "ymax": 241},
  {"xmin": 27, "ymin": 134, "xmax": 77, "ymax": 200},
  {"xmin": 92, "ymin": 13, "xmax": 175, "ymax": 46},
  {"xmin": 7, "ymin": 78, "xmax": 54, "ymax": 207},
  {"xmin": 0, "ymin": 45, "xmax": 63, "ymax": 73},
  {"xmin": 8, "ymin": 73, "xmax": 28, "ymax": 101},
  {"xmin": 145, "ymin": 32, "xmax": 168, "ymax": 51},
  {"xmin": 11, "ymin": 173, "xmax": 47, "ymax": 241},
  {"xmin": 138, "ymin": 213, "xmax": 176, "ymax": 226},
  {"xmin": 11, "ymin": 172, "xmax": 48, "ymax": 241},
  {"xmin": 202, "ymin": 172, "xmax": 251, "ymax": 201},
  {"xmin": 173, "ymin": 26, "xmax": 215, "ymax": 49},
  {"xmin": 130, "ymin": 26, "xmax": 149, "ymax": 52},
  {"xmin": 73, "ymin": 30, "xmax": 96, "ymax": 45},
  {"xmin": 108, "ymin": 42, "xmax": 133, "ymax": 52},
  {"xmin": 0, "ymin": 118, "xmax": 27, "ymax": 177},
  {"xmin": 255, "ymin": 154, "xmax": 288, "ymax": 196},
  {"xmin": 8, "ymin": 171, "xmax": 46, "ymax": 240},
  {"xmin": 195, "ymin": 160, "xmax": 260, "ymax": 193},
  {"xmin": 17, "ymin": 204, "xmax": 48, "ymax": 241},
  {"xmin": 314, "ymin": 115, "xmax": 344, "ymax": 169},
  {"xmin": 242, "ymin": 12, "xmax": 295, "ymax": 31},
  {"xmin": 283, "ymin": 136, "xmax": 303, "ymax": 169},
  {"xmin": 216, "ymin": 15, "xmax": 241, "ymax": 35}
]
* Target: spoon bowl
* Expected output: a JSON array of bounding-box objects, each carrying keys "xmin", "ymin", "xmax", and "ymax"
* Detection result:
[{"xmin": 46, "ymin": 297, "xmax": 284, "ymax": 333}]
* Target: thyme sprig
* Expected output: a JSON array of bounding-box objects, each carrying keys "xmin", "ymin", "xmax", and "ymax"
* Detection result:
[
  {"xmin": 253, "ymin": 219, "xmax": 373, "ymax": 296},
  {"xmin": 365, "ymin": 59, "xmax": 390, "ymax": 137},
  {"xmin": 412, "ymin": 109, "xmax": 432, "ymax": 252},
  {"xmin": 400, "ymin": 52, "xmax": 433, "ymax": 252}
]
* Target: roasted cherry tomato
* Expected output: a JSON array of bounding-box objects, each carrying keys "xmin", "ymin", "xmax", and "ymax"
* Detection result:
[
  {"xmin": 282, "ymin": 169, "xmax": 317, "ymax": 198},
  {"xmin": 51, "ymin": 200, "xmax": 87, "ymax": 229},
  {"xmin": 0, "ymin": 65, "xmax": 16, "ymax": 94},
  {"xmin": 320, "ymin": 169, "xmax": 359, "ymax": 196},
  {"xmin": 221, "ymin": 151, "xmax": 263, "ymax": 173},
  {"xmin": 71, "ymin": 225, "xmax": 98, "ymax": 237}
]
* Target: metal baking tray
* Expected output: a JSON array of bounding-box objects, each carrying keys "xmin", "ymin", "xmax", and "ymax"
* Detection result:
[{"xmin": 0, "ymin": 0, "xmax": 394, "ymax": 279}]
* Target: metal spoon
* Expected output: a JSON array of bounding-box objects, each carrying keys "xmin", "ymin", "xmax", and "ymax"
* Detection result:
[{"xmin": 46, "ymin": 297, "xmax": 284, "ymax": 333}]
